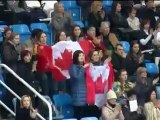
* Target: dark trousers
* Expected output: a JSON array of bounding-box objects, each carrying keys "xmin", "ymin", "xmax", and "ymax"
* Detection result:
[
  {"xmin": 35, "ymin": 72, "xmax": 54, "ymax": 97},
  {"xmin": 74, "ymin": 105, "xmax": 101, "ymax": 119}
]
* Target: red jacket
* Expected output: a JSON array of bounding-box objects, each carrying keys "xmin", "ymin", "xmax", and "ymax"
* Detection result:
[{"xmin": 36, "ymin": 43, "xmax": 53, "ymax": 72}]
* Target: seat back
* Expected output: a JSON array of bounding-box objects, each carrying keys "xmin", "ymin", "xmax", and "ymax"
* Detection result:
[
  {"xmin": 145, "ymin": 63, "xmax": 159, "ymax": 76},
  {"xmin": 0, "ymin": 70, "xmax": 6, "ymax": 101},
  {"xmin": 69, "ymin": 7, "xmax": 81, "ymax": 21},
  {"xmin": 53, "ymin": 93, "xmax": 74, "ymax": 118},
  {"xmin": 30, "ymin": 23, "xmax": 49, "ymax": 32},
  {"xmin": 0, "ymin": 25, "xmax": 8, "ymax": 42},
  {"xmin": 12, "ymin": 97, "xmax": 17, "ymax": 113},
  {"xmin": 12, "ymin": 24, "xmax": 31, "ymax": 42},
  {"xmin": 53, "ymin": 93, "xmax": 72, "ymax": 107},
  {"xmin": 12, "ymin": 24, "xmax": 30, "ymax": 34},
  {"xmin": 120, "ymin": 41, "xmax": 130, "ymax": 53},
  {"xmin": 73, "ymin": 21, "xmax": 84, "ymax": 28},
  {"xmin": 80, "ymin": 117, "xmax": 99, "ymax": 120}
]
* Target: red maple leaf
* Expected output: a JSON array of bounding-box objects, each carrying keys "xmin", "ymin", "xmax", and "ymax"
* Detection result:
[
  {"xmin": 95, "ymin": 75, "xmax": 107, "ymax": 94},
  {"xmin": 55, "ymin": 49, "xmax": 73, "ymax": 70}
]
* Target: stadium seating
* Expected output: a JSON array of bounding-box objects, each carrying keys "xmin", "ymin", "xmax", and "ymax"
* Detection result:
[
  {"xmin": 53, "ymin": 93, "xmax": 74, "ymax": 119},
  {"xmin": 103, "ymin": 1, "xmax": 113, "ymax": 11},
  {"xmin": 30, "ymin": 23, "xmax": 52, "ymax": 45},
  {"xmin": 62, "ymin": 118, "xmax": 77, "ymax": 120},
  {"xmin": 120, "ymin": 41, "xmax": 130, "ymax": 53},
  {"xmin": 0, "ymin": 69, "xmax": 6, "ymax": 101},
  {"xmin": 80, "ymin": 117, "xmax": 99, "ymax": 120},
  {"xmin": 12, "ymin": 24, "xmax": 31, "ymax": 43},
  {"xmin": 74, "ymin": 21, "xmax": 84, "ymax": 28},
  {"xmin": 145, "ymin": 63, "xmax": 159, "ymax": 77},
  {"xmin": 70, "ymin": 7, "xmax": 81, "ymax": 21},
  {"xmin": 0, "ymin": 21, "xmax": 6, "ymax": 25},
  {"xmin": 0, "ymin": 25, "xmax": 8, "ymax": 42}
]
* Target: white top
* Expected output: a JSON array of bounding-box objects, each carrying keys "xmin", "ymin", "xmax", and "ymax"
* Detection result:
[{"xmin": 127, "ymin": 17, "xmax": 140, "ymax": 30}]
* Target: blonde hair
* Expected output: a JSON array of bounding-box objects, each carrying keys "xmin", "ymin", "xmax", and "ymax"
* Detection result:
[
  {"xmin": 90, "ymin": 1, "xmax": 102, "ymax": 13},
  {"xmin": 20, "ymin": 95, "xmax": 33, "ymax": 109},
  {"xmin": 136, "ymin": 67, "xmax": 147, "ymax": 78}
]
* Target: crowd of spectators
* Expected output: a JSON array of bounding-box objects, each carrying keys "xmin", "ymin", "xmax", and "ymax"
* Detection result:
[{"xmin": 1, "ymin": 0, "xmax": 160, "ymax": 120}]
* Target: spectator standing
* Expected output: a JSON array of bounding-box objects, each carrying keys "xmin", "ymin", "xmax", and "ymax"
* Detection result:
[
  {"xmin": 2, "ymin": 32, "xmax": 21, "ymax": 110},
  {"xmin": 51, "ymin": 2, "xmax": 73, "ymax": 35},
  {"xmin": 69, "ymin": 50, "xmax": 88, "ymax": 119},
  {"xmin": 88, "ymin": 1, "xmax": 105, "ymax": 36}
]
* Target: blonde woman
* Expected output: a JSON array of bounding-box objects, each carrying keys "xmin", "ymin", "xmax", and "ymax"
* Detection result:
[
  {"xmin": 16, "ymin": 95, "xmax": 37, "ymax": 120},
  {"xmin": 88, "ymin": 1, "xmax": 105, "ymax": 35},
  {"xmin": 144, "ymin": 89, "xmax": 160, "ymax": 120}
]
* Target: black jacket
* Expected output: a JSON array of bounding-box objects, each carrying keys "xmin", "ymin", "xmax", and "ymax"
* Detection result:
[{"xmin": 16, "ymin": 108, "xmax": 35, "ymax": 120}]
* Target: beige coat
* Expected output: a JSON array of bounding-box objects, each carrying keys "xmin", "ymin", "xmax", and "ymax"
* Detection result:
[
  {"xmin": 101, "ymin": 104, "xmax": 124, "ymax": 120},
  {"xmin": 144, "ymin": 102, "xmax": 160, "ymax": 120}
]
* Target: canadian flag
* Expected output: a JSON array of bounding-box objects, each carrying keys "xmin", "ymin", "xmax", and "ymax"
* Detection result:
[
  {"xmin": 52, "ymin": 41, "xmax": 83, "ymax": 79},
  {"xmin": 36, "ymin": 40, "xmax": 114, "ymax": 105}
]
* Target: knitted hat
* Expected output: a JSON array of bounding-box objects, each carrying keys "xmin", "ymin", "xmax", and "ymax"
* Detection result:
[{"xmin": 107, "ymin": 90, "xmax": 117, "ymax": 100}]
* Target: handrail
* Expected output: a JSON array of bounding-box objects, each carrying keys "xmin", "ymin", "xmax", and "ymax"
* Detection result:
[
  {"xmin": 0, "ymin": 80, "xmax": 45, "ymax": 120},
  {"xmin": 0, "ymin": 64, "xmax": 52, "ymax": 120},
  {"xmin": 0, "ymin": 100, "xmax": 15, "ymax": 116},
  {"xmin": 0, "ymin": 80, "xmax": 21, "ymax": 100}
]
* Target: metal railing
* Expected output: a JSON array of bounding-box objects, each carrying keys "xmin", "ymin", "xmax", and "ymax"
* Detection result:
[{"xmin": 0, "ymin": 64, "xmax": 52, "ymax": 120}]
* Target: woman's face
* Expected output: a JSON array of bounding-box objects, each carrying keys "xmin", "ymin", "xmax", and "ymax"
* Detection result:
[
  {"xmin": 87, "ymin": 27, "xmax": 96, "ymax": 38},
  {"xmin": 130, "ymin": 10, "xmax": 136, "ymax": 18},
  {"xmin": 140, "ymin": 70, "xmax": 147, "ymax": 78},
  {"xmin": 150, "ymin": 91, "xmax": 157, "ymax": 101},
  {"xmin": 116, "ymin": 3, "xmax": 121, "ymax": 12},
  {"xmin": 91, "ymin": 51, "xmax": 100, "ymax": 63},
  {"xmin": 119, "ymin": 71, "xmax": 128, "ymax": 82},
  {"xmin": 101, "ymin": 24, "xmax": 110, "ymax": 36},
  {"xmin": 132, "ymin": 43, "xmax": 139, "ymax": 54},
  {"xmin": 57, "ymin": 4, "xmax": 64, "ymax": 13},
  {"xmin": 22, "ymin": 97, "xmax": 30, "ymax": 109},
  {"xmin": 40, "ymin": 33, "xmax": 47, "ymax": 44},
  {"xmin": 78, "ymin": 53, "xmax": 85, "ymax": 64},
  {"xmin": 13, "ymin": 35, "xmax": 20, "ymax": 45},
  {"xmin": 59, "ymin": 32, "xmax": 66, "ymax": 41},
  {"xmin": 96, "ymin": 3, "xmax": 102, "ymax": 12},
  {"xmin": 24, "ymin": 53, "xmax": 31, "ymax": 63},
  {"xmin": 144, "ymin": 22, "xmax": 150, "ymax": 30},
  {"xmin": 74, "ymin": 26, "xmax": 81, "ymax": 37},
  {"xmin": 5, "ymin": 30, "xmax": 12, "ymax": 39}
]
